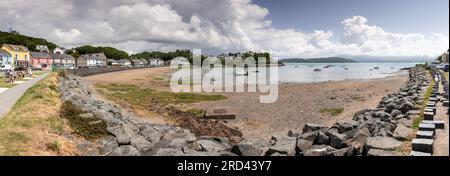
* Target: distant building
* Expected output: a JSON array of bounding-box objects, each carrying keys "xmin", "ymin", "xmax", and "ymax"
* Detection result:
[
  {"xmin": 107, "ymin": 59, "xmax": 120, "ymax": 66},
  {"xmin": 1, "ymin": 44, "xmax": 30, "ymax": 68},
  {"xmin": 53, "ymin": 47, "xmax": 65, "ymax": 54},
  {"xmin": 0, "ymin": 49, "xmax": 12, "ymax": 69},
  {"xmin": 131, "ymin": 59, "xmax": 145, "ymax": 67},
  {"xmin": 149, "ymin": 58, "xmax": 165, "ymax": 66},
  {"xmin": 31, "ymin": 52, "xmax": 52, "ymax": 70},
  {"xmin": 77, "ymin": 53, "xmax": 108, "ymax": 68},
  {"xmin": 118, "ymin": 59, "xmax": 132, "ymax": 67},
  {"xmin": 51, "ymin": 53, "xmax": 76, "ymax": 69},
  {"xmin": 36, "ymin": 45, "xmax": 50, "ymax": 53},
  {"xmin": 442, "ymin": 50, "xmax": 449, "ymax": 64}
]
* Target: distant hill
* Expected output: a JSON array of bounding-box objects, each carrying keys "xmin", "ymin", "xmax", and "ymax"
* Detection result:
[
  {"xmin": 280, "ymin": 57, "xmax": 358, "ymax": 63},
  {"xmin": 0, "ymin": 30, "xmax": 58, "ymax": 52},
  {"xmin": 71, "ymin": 45, "xmax": 129, "ymax": 60}
]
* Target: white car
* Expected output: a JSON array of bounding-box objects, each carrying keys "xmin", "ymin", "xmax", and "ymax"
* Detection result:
[{"xmin": 0, "ymin": 64, "xmax": 13, "ymax": 71}]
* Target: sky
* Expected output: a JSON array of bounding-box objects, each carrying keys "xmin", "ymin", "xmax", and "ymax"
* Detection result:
[{"xmin": 0, "ymin": 0, "xmax": 448, "ymax": 59}]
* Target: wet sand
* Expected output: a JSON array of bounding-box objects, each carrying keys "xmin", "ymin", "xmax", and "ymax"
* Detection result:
[{"xmin": 84, "ymin": 67, "xmax": 409, "ymax": 139}]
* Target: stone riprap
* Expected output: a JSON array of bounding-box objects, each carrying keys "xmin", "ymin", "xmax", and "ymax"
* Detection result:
[
  {"xmin": 60, "ymin": 65, "xmax": 429, "ymax": 156},
  {"xmin": 59, "ymin": 74, "xmax": 235, "ymax": 156},
  {"xmin": 233, "ymin": 66, "xmax": 429, "ymax": 156}
]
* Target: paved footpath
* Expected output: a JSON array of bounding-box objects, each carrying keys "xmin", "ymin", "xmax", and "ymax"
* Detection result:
[{"xmin": 0, "ymin": 73, "xmax": 49, "ymax": 119}]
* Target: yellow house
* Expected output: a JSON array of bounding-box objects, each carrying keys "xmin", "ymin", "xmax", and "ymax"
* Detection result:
[{"xmin": 1, "ymin": 44, "xmax": 30, "ymax": 68}]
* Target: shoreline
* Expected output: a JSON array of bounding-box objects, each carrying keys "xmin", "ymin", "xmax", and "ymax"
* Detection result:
[{"xmin": 84, "ymin": 67, "xmax": 409, "ymax": 139}]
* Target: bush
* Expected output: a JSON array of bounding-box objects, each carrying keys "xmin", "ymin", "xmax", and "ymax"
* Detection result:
[{"xmin": 60, "ymin": 101, "xmax": 108, "ymax": 141}]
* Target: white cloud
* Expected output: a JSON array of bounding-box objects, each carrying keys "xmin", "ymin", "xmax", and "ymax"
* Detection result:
[{"xmin": 0, "ymin": 0, "xmax": 448, "ymax": 59}]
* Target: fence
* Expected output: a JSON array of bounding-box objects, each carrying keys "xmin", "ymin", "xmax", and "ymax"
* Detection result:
[{"xmin": 67, "ymin": 66, "xmax": 158, "ymax": 77}]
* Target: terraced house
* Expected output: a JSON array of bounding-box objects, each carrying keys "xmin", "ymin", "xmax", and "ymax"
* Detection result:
[
  {"xmin": 50, "ymin": 53, "xmax": 76, "ymax": 69},
  {"xmin": 77, "ymin": 53, "xmax": 107, "ymax": 68},
  {"xmin": 30, "ymin": 51, "xmax": 52, "ymax": 70},
  {"xmin": 1, "ymin": 44, "xmax": 30, "ymax": 68},
  {"xmin": 0, "ymin": 49, "xmax": 12, "ymax": 69}
]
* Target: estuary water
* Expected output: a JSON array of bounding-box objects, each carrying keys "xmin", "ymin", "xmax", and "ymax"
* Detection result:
[{"xmin": 174, "ymin": 62, "xmax": 421, "ymax": 85}]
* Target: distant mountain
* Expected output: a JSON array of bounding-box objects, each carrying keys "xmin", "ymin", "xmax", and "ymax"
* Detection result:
[
  {"xmin": 280, "ymin": 57, "xmax": 358, "ymax": 63},
  {"xmin": 341, "ymin": 55, "xmax": 433, "ymax": 63}
]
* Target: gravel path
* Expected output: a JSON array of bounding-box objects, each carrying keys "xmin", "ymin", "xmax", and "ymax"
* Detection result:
[
  {"xmin": 0, "ymin": 73, "xmax": 49, "ymax": 119},
  {"xmin": 433, "ymin": 76, "xmax": 449, "ymax": 156}
]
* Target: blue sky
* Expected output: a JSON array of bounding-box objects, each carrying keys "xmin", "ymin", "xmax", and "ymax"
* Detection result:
[
  {"xmin": 2, "ymin": 0, "xmax": 448, "ymax": 58},
  {"xmin": 254, "ymin": 0, "xmax": 449, "ymax": 42}
]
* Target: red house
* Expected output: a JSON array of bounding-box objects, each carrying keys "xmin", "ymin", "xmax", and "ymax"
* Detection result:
[{"xmin": 30, "ymin": 51, "xmax": 53, "ymax": 70}]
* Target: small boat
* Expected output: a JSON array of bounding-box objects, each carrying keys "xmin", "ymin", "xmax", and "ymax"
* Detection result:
[
  {"xmin": 369, "ymin": 69, "xmax": 373, "ymax": 71},
  {"xmin": 390, "ymin": 67, "xmax": 394, "ymax": 69},
  {"xmin": 374, "ymin": 66, "xmax": 380, "ymax": 70},
  {"xmin": 345, "ymin": 68, "xmax": 349, "ymax": 70},
  {"xmin": 294, "ymin": 66, "xmax": 299, "ymax": 68},
  {"xmin": 314, "ymin": 68, "xmax": 322, "ymax": 72},
  {"xmin": 235, "ymin": 70, "xmax": 249, "ymax": 76},
  {"xmin": 323, "ymin": 65, "xmax": 332, "ymax": 69}
]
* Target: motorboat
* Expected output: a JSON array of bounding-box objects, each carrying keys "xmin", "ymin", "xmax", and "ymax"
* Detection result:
[
  {"xmin": 235, "ymin": 70, "xmax": 249, "ymax": 76},
  {"xmin": 314, "ymin": 68, "xmax": 322, "ymax": 72}
]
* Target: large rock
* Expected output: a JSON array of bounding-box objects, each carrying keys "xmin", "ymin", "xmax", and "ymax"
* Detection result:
[
  {"xmin": 372, "ymin": 111, "xmax": 392, "ymax": 121},
  {"xmin": 109, "ymin": 145, "xmax": 141, "ymax": 156},
  {"xmin": 367, "ymin": 149, "xmax": 403, "ymax": 156},
  {"xmin": 390, "ymin": 109, "xmax": 402, "ymax": 118},
  {"xmin": 302, "ymin": 123, "xmax": 327, "ymax": 133},
  {"xmin": 140, "ymin": 126, "xmax": 164, "ymax": 144},
  {"xmin": 303, "ymin": 145, "xmax": 336, "ymax": 156},
  {"xmin": 343, "ymin": 127, "xmax": 370, "ymax": 155},
  {"xmin": 365, "ymin": 137, "xmax": 402, "ymax": 151},
  {"xmin": 231, "ymin": 138, "xmax": 270, "ymax": 156},
  {"xmin": 296, "ymin": 139, "xmax": 314, "ymax": 153},
  {"xmin": 314, "ymin": 131, "xmax": 330, "ymax": 145},
  {"xmin": 77, "ymin": 141, "xmax": 99, "ymax": 156},
  {"xmin": 96, "ymin": 136, "xmax": 119, "ymax": 155},
  {"xmin": 332, "ymin": 120, "xmax": 358, "ymax": 133},
  {"xmin": 197, "ymin": 139, "xmax": 231, "ymax": 152},
  {"xmin": 131, "ymin": 135, "xmax": 154, "ymax": 153},
  {"xmin": 267, "ymin": 136, "xmax": 297, "ymax": 156},
  {"xmin": 393, "ymin": 124, "xmax": 413, "ymax": 141},
  {"xmin": 399, "ymin": 101, "xmax": 415, "ymax": 114},
  {"xmin": 107, "ymin": 123, "xmax": 137, "ymax": 145}
]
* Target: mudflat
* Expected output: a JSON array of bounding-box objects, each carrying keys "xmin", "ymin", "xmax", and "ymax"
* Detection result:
[{"xmin": 84, "ymin": 67, "xmax": 408, "ymax": 139}]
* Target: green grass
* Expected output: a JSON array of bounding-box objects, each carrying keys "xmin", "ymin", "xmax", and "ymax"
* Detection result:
[
  {"xmin": 412, "ymin": 72, "xmax": 434, "ymax": 130},
  {"xmin": 0, "ymin": 73, "xmax": 62, "ymax": 155},
  {"xmin": 0, "ymin": 81, "xmax": 14, "ymax": 88},
  {"xmin": 186, "ymin": 108, "xmax": 206, "ymax": 118},
  {"xmin": 96, "ymin": 83, "xmax": 226, "ymax": 106},
  {"xmin": 444, "ymin": 72, "xmax": 449, "ymax": 82},
  {"xmin": 60, "ymin": 101, "xmax": 108, "ymax": 141},
  {"xmin": 320, "ymin": 107, "xmax": 344, "ymax": 116},
  {"xmin": 154, "ymin": 77, "xmax": 165, "ymax": 81}
]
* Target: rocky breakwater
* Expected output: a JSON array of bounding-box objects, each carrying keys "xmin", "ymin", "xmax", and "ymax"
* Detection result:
[
  {"xmin": 232, "ymin": 66, "xmax": 430, "ymax": 156},
  {"xmin": 59, "ymin": 74, "xmax": 236, "ymax": 156}
]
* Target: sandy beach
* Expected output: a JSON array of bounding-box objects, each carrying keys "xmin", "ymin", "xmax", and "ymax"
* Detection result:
[{"xmin": 84, "ymin": 67, "xmax": 409, "ymax": 139}]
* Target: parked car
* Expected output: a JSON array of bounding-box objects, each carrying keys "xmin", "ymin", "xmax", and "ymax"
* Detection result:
[
  {"xmin": 0, "ymin": 64, "xmax": 12, "ymax": 71},
  {"xmin": 444, "ymin": 64, "xmax": 449, "ymax": 72}
]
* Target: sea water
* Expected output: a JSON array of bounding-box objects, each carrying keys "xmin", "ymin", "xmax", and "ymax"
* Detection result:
[{"xmin": 174, "ymin": 62, "xmax": 421, "ymax": 85}]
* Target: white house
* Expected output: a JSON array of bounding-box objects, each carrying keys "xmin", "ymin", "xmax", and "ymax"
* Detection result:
[
  {"xmin": 149, "ymin": 58, "xmax": 165, "ymax": 66},
  {"xmin": 36, "ymin": 45, "xmax": 50, "ymax": 53},
  {"xmin": 53, "ymin": 47, "xmax": 65, "ymax": 54}
]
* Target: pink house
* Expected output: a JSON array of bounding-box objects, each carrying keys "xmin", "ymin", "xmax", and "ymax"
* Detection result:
[{"xmin": 30, "ymin": 52, "xmax": 53, "ymax": 70}]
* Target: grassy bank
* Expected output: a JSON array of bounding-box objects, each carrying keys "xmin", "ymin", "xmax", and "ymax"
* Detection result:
[
  {"xmin": 0, "ymin": 73, "xmax": 76, "ymax": 156},
  {"xmin": 444, "ymin": 72, "xmax": 449, "ymax": 82},
  {"xmin": 96, "ymin": 83, "xmax": 226, "ymax": 106},
  {"xmin": 412, "ymin": 71, "xmax": 434, "ymax": 129}
]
